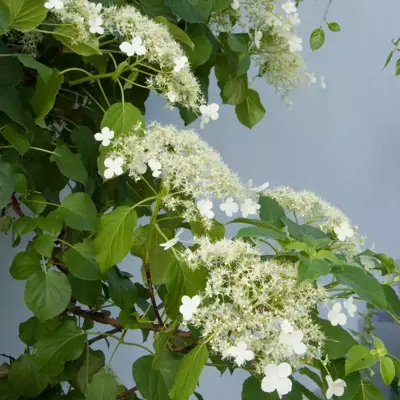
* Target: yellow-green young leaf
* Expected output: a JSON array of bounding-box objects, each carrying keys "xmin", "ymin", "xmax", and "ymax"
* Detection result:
[
  {"xmin": 86, "ymin": 370, "xmax": 119, "ymax": 400},
  {"xmin": 63, "ymin": 239, "xmax": 102, "ymax": 281},
  {"xmin": 380, "ymin": 356, "xmax": 395, "ymax": 385},
  {"xmin": 30, "ymin": 69, "xmax": 64, "ymax": 120},
  {"xmin": 155, "ymin": 16, "xmax": 194, "ymax": 49},
  {"xmin": 372, "ymin": 335, "xmax": 386, "ymax": 351},
  {"xmin": 8, "ymin": 354, "xmax": 49, "ymax": 398},
  {"xmin": 310, "ymin": 28, "xmax": 325, "ymax": 51},
  {"xmin": 0, "ymin": 158, "xmax": 14, "ymax": 209},
  {"xmin": 24, "ymin": 270, "xmax": 71, "ymax": 321},
  {"xmin": 50, "ymin": 142, "xmax": 88, "ymax": 185},
  {"xmin": 23, "ymin": 193, "xmax": 47, "ymax": 215},
  {"xmin": 0, "ymin": 215, "xmax": 12, "ymax": 232},
  {"xmin": 36, "ymin": 320, "xmax": 85, "ymax": 376},
  {"xmin": 1, "ymin": 124, "xmax": 30, "ymax": 155},
  {"xmin": 164, "ymin": 261, "xmax": 208, "ymax": 319},
  {"xmin": 298, "ymin": 258, "xmax": 331, "ymax": 283},
  {"xmin": 235, "ymin": 89, "xmax": 266, "ymax": 129},
  {"xmin": 327, "ymin": 22, "xmax": 341, "ymax": 32},
  {"xmin": 1, "ymin": 0, "xmax": 47, "ymax": 32},
  {"xmin": 354, "ymin": 380, "xmax": 384, "ymax": 400},
  {"xmin": 56, "ymin": 192, "xmax": 98, "ymax": 232},
  {"xmin": 133, "ymin": 355, "xmax": 170, "ymax": 400},
  {"xmin": 10, "ymin": 250, "xmax": 41, "ymax": 280},
  {"xmin": 345, "ymin": 345, "xmax": 377, "ymax": 375},
  {"xmin": 101, "ymin": 102, "xmax": 144, "ymax": 136},
  {"xmin": 95, "ymin": 206, "xmax": 137, "ymax": 272},
  {"xmin": 53, "ymin": 25, "xmax": 102, "ymax": 56},
  {"xmin": 169, "ymin": 343, "xmax": 209, "ymax": 400},
  {"xmin": 34, "ymin": 235, "xmax": 54, "ymax": 258}
]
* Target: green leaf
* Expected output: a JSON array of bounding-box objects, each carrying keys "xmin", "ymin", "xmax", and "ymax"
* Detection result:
[
  {"xmin": 69, "ymin": 275, "xmax": 102, "ymax": 306},
  {"xmin": 382, "ymin": 285, "xmax": 400, "ymax": 319},
  {"xmin": 164, "ymin": 0, "xmax": 213, "ymax": 23},
  {"xmin": 86, "ymin": 370, "xmax": 119, "ymax": 400},
  {"xmin": 169, "ymin": 343, "xmax": 208, "ymax": 400},
  {"xmin": 0, "ymin": 158, "xmax": 14, "ymax": 209},
  {"xmin": 212, "ymin": 0, "xmax": 231, "ymax": 11},
  {"xmin": 373, "ymin": 253, "xmax": 397, "ymax": 275},
  {"xmin": 13, "ymin": 216, "xmax": 37, "ymax": 241},
  {"xmin": 383, "ymin": 51, "xmax": 394, "ymax": 69},
  {"xmin": 332, "ymin": 265, "xmax": 386, "ymax": 308},
  {"xmin": 0, "ymin": 215, "xmax": 12, "ymax": 232},
  {"xmin": 50, "ymin": 142, "xmax": 88, "ymax": 185},
  {"xmin": 327, "ymin": 22, "xmax": 341, "ymax": 32},
  {"xmin": 36, "ymin": 320, "xmax": 85, "ymax": 376},
  {"xmin": 72, "ymin": 348, "xmax": 105, "ymax": 393},
  {"xmin": 19, "ymin": 316, "xmax": 38, "ymax": 346},
  {"xmin": 317, "ymin": 318, "xmax": 358, "ymax": 359},
  {"xmin": 165, "ymin": 261, "xmax": 208, "ymax": 319},
  {"xmin": 95, "ymin": 206, "xmax": 137, "ymax": 272},
  {"xmin": 1, "ymin": 124, "xmax": 30, "ymax": 155},
  {"xmin": 10, "ymin": 250, "xmax": 41, "ymax": 280},
  {"xmin": 0, "ymin": 51, "xmax": 22, "ymax": 86},
  {"xmin": 184, "ymin": 24, "xmax": 212, "ymax": 68},
  {"xmin": 56, "ymin": 192, "xmax": 98, "ymax": 232},
  {"xmin": 298, "ymin": 258, "xmax": 331, "ymax": 283},
  {"xmin": 345, "ymin": 345, "xmax": 377, "ymax": 375},
  {"xmin": 107, "ymin": 266, "xmax": 138, "ymax": 309},
  {"xmin": 259, "ymin": 196, "xmax": 286, "ymax": 228},
  {"xmin": 24, "ymin": 270, "xmax": 71, "ymax": 321},
  {"xmin": 140, "ymin": 0, "xmax": 176, "ymax": 20},
  {"xmin": 236, "ymin": 226, "xmax": 286, "ymax": 241},
  {"xmin": 23, "ymin": 193, "xmax": 47, "ymax": 215},
  {"xmin": 63, "ymin": 239, "xmax": 102, "ymax": 281},
  {"xmin": 14, "ymin": 172, "xmax": 28, "ymax": 195},
  {"xmin": 53, "ymin": 25, "xmax": 102, "ymax": 56},
  {"xmin": 222, "ymin": 75, "xmax": 248, "ymax": 105},
  {"xmin": 15, "ymin": 53, "xmax": 53, "ymax": 82},
  {"xmin": 155, "ymin": 17, "xmax": 194, "ymax": 49},
  {"xmin": 101, "ymin": 102, "xmax": 144, "ymax": 137},
  {"xmin": 242, "ymin": 376, "xmax": 275, "ymax": 399},
  {"xmin": 354, "ymin": 380, "xmax": 384, "ymax": 400},
  {"xmin": 379, "ymin": 356, "xmax": 395, "ymax": 385},
  {"xmin": 372, "ymin": 335, "xmax": 386, "ymax": 351},
  {"xmin": 71, "ymin": 125, "xmax": 98, "ymax": 173},
  {"xmin": 30, "ymin": 69, "xmax": 64, "ymax": 121},
  {"xmin": 1, "ymin": 0, "xmax": 47, "ymax": 32},
  {"xmin": 235, "ymin": 89, "xmax": 266, "ymax": 128},
  {"xmin": 228, "ymin": 34, "xmax": 248, "ymax": 52},
  {"xmin": 8, "ymin": 354, "xmax": 49, "ymax": 397},
  {"xmin": 133, "ymin": 355, "xmax": 170, "ymax": 400},
  {"xmin": 310, "ymin": 28, "xmax": 325, "ymax": 51},
  {"xmin": 37, "ymin": 212, "xmax": 63, "ymax": 235},
  {"xmin": 189, "ymin": 219, "xmax": 225, "ymax": 241},
  {"xmin": 34, "ymin": 235, "xmax": 54, "ymax": 258}
]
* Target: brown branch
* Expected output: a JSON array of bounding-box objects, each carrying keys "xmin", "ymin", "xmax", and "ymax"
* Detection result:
[
  {"xmin": 118, "ymin": 387, "xmax": 138, "ymax": 399},
  {"xmin": 69, "ymin": 306, "xmax": 192, "ymax": 337},
  {"xmin": 11, "ymin": 194, "xmax": 24, "ymax": 217},
  {"xmin": 144, "ymin": 259, "xmax": 164, "ymax": 326},
  {"xmin": 88, "ymin": 328, "xmax": 122, "ymax": 345}
]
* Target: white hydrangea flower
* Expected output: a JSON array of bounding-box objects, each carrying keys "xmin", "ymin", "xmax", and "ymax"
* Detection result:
[
  {"xmin": 231, "ymin": 0, "xmax": 240, "ymax": 10},
  {"xmin": 199, "ymin": 103, "xmax": 219, "ymax": 128},
  {"xmin": 148, "ymin": 158, "xmax": 162, "ymax": 178},
  {"xmin": 220, "ymin": 197, "xmax": 239, "ymax": 217},
  {"xmin": 282, "ymin": 1, "xmax": 297, "ymax": 14},
  {"xmin": 308, "ymin": 72, "xmax": 317, "ymax": 88},
  {"xmin": 321, "ymin": 76, "xmax": 327, "ymax": 89},
  {"xmin": 328, "ymin": 302, "xmax": 347, "ymax": 326},
  {"xmin": 89, "ymin": 2, "xmax": 102, "ymax": 13},
  {"xmin": 334, "ymin": 222, "xmax": 354, "ymax": 242},
  {"xmin": 197, "ymin": 199, "xmax": 214, "ymax": 219},
  {"xmin": 173, "ymin": 56, "xmax": 188, "ymax": 72},
  {"xmin": 95, "ymin": 127, "xmax": 114, "ymax": 147},
  {"xmin": 343, "ymin": 296, "xmax": 357, "ymax": 318},
  {"xmin": 119, "ymin": 37, "xmax": 146, "ymax": 57},
  {"xmin": 288, "ymin": 36, "xmax": 303, "ymax": 53},
  {"xmin": 254, "ymin": 31, "xmax": 263, "ymax": 49},
  {"xmin": 224, "ymin": 341, "xmax": 254, "ymax": 366},
  {"xmin": 326, "ymin": 375, "xmax": 347, "ymax": 399},
  {"xmin": 104, "ymin": 157, "xmax": 124, "ymax": 179},
  {"xmin": 44, "ymin": 0, "xmax": 63, "ymax": 9},
  {"xmin": 288, "ymin": 13, "xmax": 301, "ymax": 26},
  {"xmin": 240, "ymin": 198, "xmax": 260, "ymax": 218},
  {"xmin": 279, "ymin": 320, "xmax": 307, "ymax": 355},
  {"xmin": 248, "ymin": 179, "xmax": 270, "ymax": 193},
  {"xmin": 262, "ymin": 363, "xmax": 293, "ymax": 397},
  {"xmin": 89, "ymin": 16, "xmax": 104, "ymax": 35},
  {"xmin": 160, "ymin": 229, "xmax": 184, "ymax": 250},
  {"xmin": 166, "ymin": 91, "xmax": 178, "ymax": 103},
  {"xmin": 179, "ymin": 295, "xmax": 201, "ymax": 321}
]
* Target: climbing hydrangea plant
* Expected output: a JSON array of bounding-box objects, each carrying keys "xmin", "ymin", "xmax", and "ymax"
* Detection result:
[{"xmin": 0, "ymin": 0, "xmax": 400, "ymax": 399}]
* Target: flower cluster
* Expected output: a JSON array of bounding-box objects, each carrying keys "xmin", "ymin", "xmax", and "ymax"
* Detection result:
[
  {"xmin": 328, "ymin": 297, "xmax": 358, "ymax": 326},
  {"xmin": 45, "ymin": 0, "xmax": 204, "ymax": 111},
  {"xmin": 266, "ymin": 186, "xmax": 362, "ymax": 255},
  {"xmin": 211, "ymin": 0, "xmax": 318, "ymax": 102},
  {"xmin": 106, "ymin": 123, "xmax": 259, "ymax": 227},
  {"xmin": 182, "ymin": 237, "xmax": 327, "ymax": 380}
]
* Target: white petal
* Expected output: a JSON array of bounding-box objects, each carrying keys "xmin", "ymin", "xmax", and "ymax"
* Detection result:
[
  {"xmin": 278, "ymin": 363, "xmax": 292, "ymax": 378},
  {"xmin": 325, "ymin": 376, "xmax": 334, "ymax": 386},
  {"xmin": 244, "ymin": 349, "xmax": 255, "ymax": 361},
  {"xmin": 104, "ymin": 157, "xmax": 114, "ymax": 168},
  {"xmin": 337, "ymin": 313, "xmax": 347, "ymax": 326},
  {"xmin": 102, "ymin": 139, "xmax": 110, "ymax": 147},
  {"xmin": 114, "ymin": 166, "xmax": 123, "ymax": 176},
  {"xmin": 332, "ymin": 302, "xmax": 342, "ymax": 312},
  {"xmin": 326, "ymin": 388, "xmax": 334, "ymax": 399},
  {"xmin": 104, "ymin": 168, "xmax": 114, "ymax": 179},
  {"xmin": 261, "ymin": 377, "xmax": 277, "ymax": 393},
  {"xmin": 291, "ymin": 330, "xmax": 304, "ymax": 343},
  {"xmin": 114, "ymin": 157, "xmax": 124, "ymax": 167},
  {"xmin": 94, "ymin": 132, "xmax": 103, "ymax": 141},
  {"xmin": 276, "ymin": 377, "xmax": 292, "ymax": 396},
  {"xmin": 293, "ymin": 341, "xmax": 307, "ymax": 355},
  {"xmin": 264, "ymin": 364, "xmax": 279, "ymax": 377},
  {"xmin": 192, "ymin": 295, "xmax": 201, "ymax": 307}
]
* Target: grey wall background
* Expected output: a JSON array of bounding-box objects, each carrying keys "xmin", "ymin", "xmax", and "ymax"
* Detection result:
[{"xmin": 1, "ymin": 0, "xmax": 400, "ymax": 398}]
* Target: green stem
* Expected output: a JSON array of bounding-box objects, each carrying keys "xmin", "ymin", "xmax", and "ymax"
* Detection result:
[
  {"xmin": 29, "ymin": 146, "xmax": 54, "ymax": 155},
  {"xmin": 23, "ymin": 199, "xmax": 60, "ymax": 208},
  {"xmin": 96, "ymin": 80, "xmax": 111, "ymax": 108},
  {"xmin": 60, "ymin": 67, "xmax": 92, "ymax": 77},
  {"xmin": 107, "ymin": 330, "xmax": 127, "ymax": 367},
  {"xmin": 131, "ymin": 196, "xmax": 158, "ymax": 210},
  {"xmin": 69, "ymin": 72, "xmax": 114, "ymax": 87}
]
